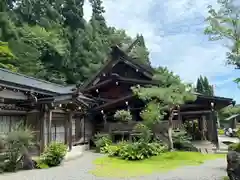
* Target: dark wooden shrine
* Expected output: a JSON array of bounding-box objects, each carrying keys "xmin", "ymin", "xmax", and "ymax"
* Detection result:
[
  {"xmin": 0, "ymin": 68, "xmax": 94, "ymax": 154},
  {"xmin": 81, "ymin": 45, "xmax": 234, "ymax": 148},
  {"xmin": 0, "ymin": 39, "xmax": 235, "ymax": 153}
]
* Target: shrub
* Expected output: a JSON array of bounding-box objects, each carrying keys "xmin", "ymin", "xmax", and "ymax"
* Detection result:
[
  {"xmin": 39, "ymin": 142, "xmax": 67, "ymax": 167},
  {"xmin": 114, "ymin": 110, "xmax": 132, "ymax": 122},
  {"xmin": 236, "ymin": 129, "xmax": 240, "ymax": 138},
  {"xmin": 218, "ymin": 129, "xmax": 225, "ymax": 135},
  {"xmin": 118, "ymin": 142, "xmax": 165, "ymax": 160},
  {"xmin": 173, "ymin": 130, "xmax": 197, "ymax": 151},
  {"xmin": 101, "ymin": 145, "xmax": 120, "ymax": 157},
  {"xmin": 101, "ymin": 141, "xmax": 128, "ymax": 157},
  {"xmin": 35, "ymin": 159, "xmax": 49, "ymax": 169},
  {"xmin": 94, "ymin": 133, "xmax": 112, "ymax": 152},
  {"xmin": 133, "ymin": 123, "xmax": 152, "ymax": 143},
  {"xmin": 228, "ymin": 143, "xmax": 240, "ymax": 152},
  {"xmin": 2, "ymin": 124, "xmax": 34, "ymax": 172}
]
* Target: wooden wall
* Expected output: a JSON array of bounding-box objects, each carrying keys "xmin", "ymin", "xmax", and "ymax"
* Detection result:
[{"xmin": 0, "ymin": 114, "xmax": 26, "ymax": 135}]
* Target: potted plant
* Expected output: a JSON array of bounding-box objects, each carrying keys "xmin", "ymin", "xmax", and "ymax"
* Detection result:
[{"xmin": 114, "ymin": 110, "xmax": 132, "ymax": 123}]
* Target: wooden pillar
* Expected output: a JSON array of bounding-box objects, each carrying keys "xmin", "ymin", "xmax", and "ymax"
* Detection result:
[
  {"xmin": 200, "ymin": 115, "xmax": 207, "ymax": 140},
  {"xmin": 211, "ymin": 102, "xmax": 219, "ymax": 149},
  {"xmin": 216, "ymin": 112, "xmax": 220, "ymax": 129},
  {"xmin": 177, "ymin": 106, "xmax": 182, "ymax": 127},
  {"xmin": 47, "ymin": 110, "xmax": 52, "ymax": 145},
  {"xmin": 64, "ymin": 113, "xmax": 68, "ymax": 145},
  {"xmin": 40, "ymin": 105, "xmax": 47, "ymax": 153},
  {"xmin": 68, "ymin": 112, "xmax": 73, "ymax": 151},
  {"xmin": 83, "ymin": 117, "xmax": 86, "ymax": 144}
]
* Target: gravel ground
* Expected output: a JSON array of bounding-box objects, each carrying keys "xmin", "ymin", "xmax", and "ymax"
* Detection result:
[{"xmin": 0, "ymin": 152, "xmax": 227, "ymax": 180}]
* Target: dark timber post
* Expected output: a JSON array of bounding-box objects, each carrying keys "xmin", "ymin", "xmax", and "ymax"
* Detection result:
[
  {"xmin": 211, "ymin": 102, "xmax": 219, "ymax": 150},
  {"xmin": 68, "ymin": 112, "xmax": 73, "ymax": 151},
  {"xmin": 40, "ymin": 105, "xmax": 47, "ymax": 153},
  {"xmin": 64, "ymin": 113, "xmax": 68, "ymax": 145},
  {"xmin": 47, "ymin": 110, "xmax": 52, "ymax": 144}
]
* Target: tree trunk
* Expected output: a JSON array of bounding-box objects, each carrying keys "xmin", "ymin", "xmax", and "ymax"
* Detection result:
[{"xmin": 168, "ymin": 108, "xmax": 174, "ymax": 150}]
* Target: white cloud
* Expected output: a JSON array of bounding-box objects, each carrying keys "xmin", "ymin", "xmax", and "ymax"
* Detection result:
[
  {"xmin": 84, "ymin": 0, "xmax": 239, "ymax": 101},
  {"xmin": 84, "ymin": 0, "xmax": 162, "ymax": 53}
]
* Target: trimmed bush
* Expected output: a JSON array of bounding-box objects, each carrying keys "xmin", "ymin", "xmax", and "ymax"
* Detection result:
[
  {"xmin": 173, "ymin": 130, "xmax": 197, "ymax": 151},
  {"xmin": 102, "ymin": 141, "xmax": 167, "ymax": 160},
  {"xmin": 39, "ymin": 142, "xmax": 67, "ymax": 167},
  {"xmin": 218, "ymin": 129, "xmax": 225, "ymax": 135},
  {"xmin": 228, "ymin": 143, "xmax": 240, "ymax": 152},
  {"xmin": 94, "ymin": 133, "xmax": 112, "ymax": 152}
]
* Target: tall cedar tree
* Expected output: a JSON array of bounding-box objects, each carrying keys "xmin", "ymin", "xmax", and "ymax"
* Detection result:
[
  {"xmin": 0, "ymin": 0, "xmax": 150, "ymax": 84},
  {"xmin": 205, "ymin": 0, "xmax": 240, "ymax": 83},
  {"xmin": 196, "ymin": 76, "xmax": 214, "ymax": 96},
  {"xmin": 132, "ymin": 67, "xmax": 196, "ymax": 150}
]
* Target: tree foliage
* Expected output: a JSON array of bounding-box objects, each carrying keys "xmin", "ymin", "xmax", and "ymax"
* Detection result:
[
  {"xmin": 219, "ymin": 104, "xmax": 240, "ymax": 120},
  {"xmin": 205, "ymin": 0, "xmax": 240, "ymax": 83},
  {"xmin": 0, "ymin": 0, "xmax": 150, "ymax": 84},
  {"xmin": 196, "ymin": 75, "xmax": 214, "ymax": 96},
  {"xmin": 132, "ymin": 67, "xmax": 196, "ymax": 149}
]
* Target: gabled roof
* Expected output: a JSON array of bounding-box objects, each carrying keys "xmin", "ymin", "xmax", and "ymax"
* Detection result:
[
  {"xmin": 0, "ymin": 68, "xmax": 74, "ymax": 95},
  {"xmin": 81, "ymin": 45, "xmax": 155, "ymax": 89}
]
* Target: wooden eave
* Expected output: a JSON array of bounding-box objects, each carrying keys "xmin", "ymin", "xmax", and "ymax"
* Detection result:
[
  {"xmin": 0, "ymin": 68, "xmax": 74, "ymax": 95},
  {"xmin": 37, "ymin": 93, "xmax": 93, "ymax": 108},
  {"xmin": 91, "ymin": 95, "xmax": 134, "ymax": 112},
  {"xmin": 81, "ymin": 45, "xmax": 154, "ymax": 89},
  {"xmin": 194, "ymin": 93, "xmax": 234, "ymax": 109},
  {"xmin": 82, "ymin": 75, "xmax": 158, "ymax": 93},
  {"xmin": 0, "ymin": 88, "xmax": 29, "ymax": 101},
  {"xmin": 0, "ymin": 80, "xmax": 59, "ymax": 96}
]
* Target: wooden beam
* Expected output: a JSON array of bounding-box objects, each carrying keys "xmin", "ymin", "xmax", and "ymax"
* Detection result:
[
  {"xmin": 92, "ymin": 95, "xmax": 134, "ymax": 111},
  {"xmin": 180, "ymin": 110, "xmax": 211, "ymax": 115},
  {"xmin": 0, "ymin": 89, "xmax": 28, "ymax": 100},
  {"xmin": 0, "ymin": 109, "xmax": 27, "ymax": 115},
  {"xmin": 180, "ymin": 104, "xmax": 208, "ymax": 109},
  {"xmin": 83, "ymin": 79, "xmax": 113, "ymax": 92}
]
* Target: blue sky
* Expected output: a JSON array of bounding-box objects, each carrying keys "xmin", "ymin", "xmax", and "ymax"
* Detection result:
[{"xmin": 84, "ymin": 0, "xmax": 240, "ymax": 102}]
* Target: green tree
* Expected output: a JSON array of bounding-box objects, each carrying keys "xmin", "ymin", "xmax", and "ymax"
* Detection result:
[
  {"xmin": 132, "ymin": 67, "xmax": 196, "ymax": 150},
  {"xmin": 0, "ymin": 0, "xmax": 151, "ymax": 85},
  {"xmin": 205, "ymin": 0, "xmax": 240, "ymax": 83},
  {"xmin": 129, "ymin": 34, "xmax": 151, "ymax": 66},
  {"xmin": 219, "ymin": 104, "xmax": 240, "ymax": 120},
  {"xmin": 196, "ymin": 76, "xmax": 214, "ymax": 96},
  {"xmin": 0, "ymin": 41, "xmax": 17, "ymax": 72}
]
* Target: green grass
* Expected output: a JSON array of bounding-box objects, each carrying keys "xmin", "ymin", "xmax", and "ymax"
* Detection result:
[
  {"xmin": 222, "ymin": 176, "xmax": 229, "ymax": 180},
  {"xmin": 90, "ymin": 151, "xmax": 225, "ymax": 178}
]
